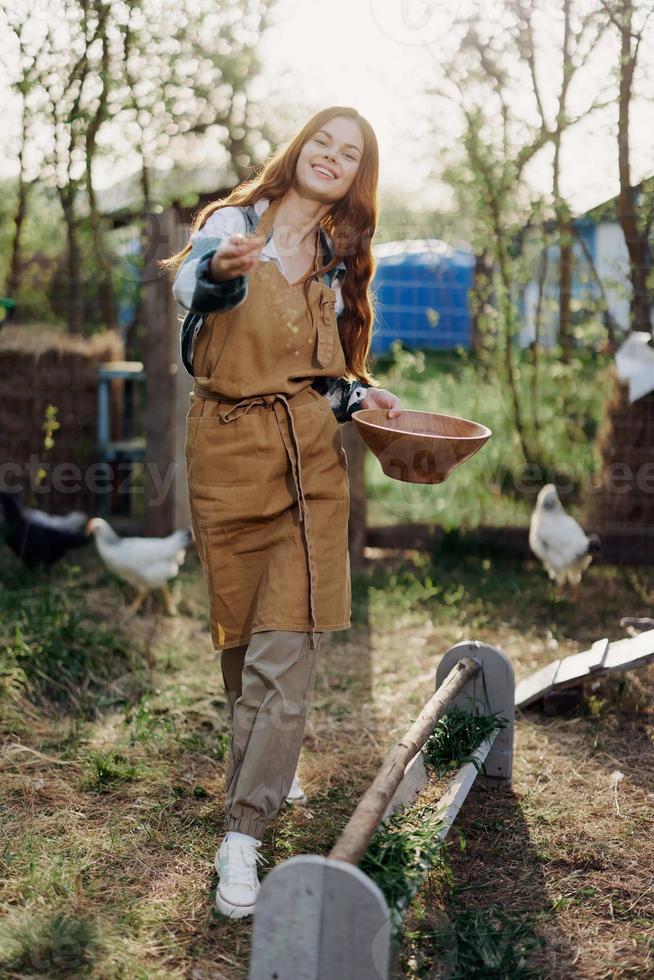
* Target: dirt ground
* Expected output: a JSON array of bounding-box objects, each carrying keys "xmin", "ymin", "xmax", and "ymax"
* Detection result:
[{"xmin": 0, "ymin": 546, "xmax": 652, "ymax": 978}]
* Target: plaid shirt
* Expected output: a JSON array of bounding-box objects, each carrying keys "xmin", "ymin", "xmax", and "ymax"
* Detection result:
[{"xmin": 173, "ymin": 198, "xmax": 373, "ymax": 423}]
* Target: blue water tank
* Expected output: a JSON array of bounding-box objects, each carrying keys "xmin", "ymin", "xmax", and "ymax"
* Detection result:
[{"xmin": 370, "ymin": 239, "xmax": 475, "ymax": 354}]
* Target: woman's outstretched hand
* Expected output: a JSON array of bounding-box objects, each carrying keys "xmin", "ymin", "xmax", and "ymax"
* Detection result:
[
  {"xmin": 360, "ymin": 387, "xmax": 402, "ymax": 419},
  {"xmin": 209, "ymin": 233, "xmax": 266, "ymax": 283}
]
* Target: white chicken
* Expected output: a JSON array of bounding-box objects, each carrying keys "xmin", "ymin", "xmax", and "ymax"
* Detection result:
[
  {"xmin": 529, "ymin": 484, "xmax": 601, "ymax": 586},
  {"xmin": 87, "ymin": 518, "xmax": 193, "ymax": 617},
  {"xmin": 615, "ymin": 331, "xmax": 654, "ymax": 403}
]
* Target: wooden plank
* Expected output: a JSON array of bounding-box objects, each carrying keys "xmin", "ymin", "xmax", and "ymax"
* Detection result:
[
  {"xmin": 587, "ymin": 638, "xmax": 611, "ymax": 672},
  {"xmin": 382, "ymin": 750, "xmax": 428, "ymax": 821},
  {"xmin": 603, "ymin": 628, "xmax": 654, "ymax": 671},
  {"xmin": 250, "ymin": 855, "xmax": 391, "ymax": 980},
  {"xmin": 552, "ymin": 638, "xmax": 609, "ymax": 686},
  {"xmin": 514, "ymin": 660, "xmax": 562, "ymax": 708},
  {"xmin": 515, "ymin": 630, "xmax": 654, "ymax": 709},
  {"xmin": 367, "ymin": 522, "xmax": 445, "ymax": 553},
  {"xmin": 434, "ymin": 732, "xmax": 498, "ymax": 841}
]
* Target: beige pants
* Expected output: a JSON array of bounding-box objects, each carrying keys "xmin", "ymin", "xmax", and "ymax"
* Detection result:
[{"xmin": 220, "ymin": 629, "xmax": 323, "ymax": 839}]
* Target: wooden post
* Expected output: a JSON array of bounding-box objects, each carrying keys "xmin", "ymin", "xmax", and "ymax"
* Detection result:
[
  {"xmin": 173, "ymin": 321, "xmax": 193, "ymax": 532},
  {"xmin": 250, "ymin": 856, "xmax": 391, "ymax": 980},
  {"xmin": 143, "ymin": 208, "xmax": 191, "ymax": 536},
  {"xmin": 328, "ymin": 657, "xmax": 481, "ymax": 866},
  {"xmin": 435, "ymin": 641, "xmax": 515, "ymax": 787}
]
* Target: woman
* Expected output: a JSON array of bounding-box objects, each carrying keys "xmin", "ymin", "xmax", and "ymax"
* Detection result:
[{"xmin": 163, "ymin": 106, "xmax": 402, "ymax": 918}]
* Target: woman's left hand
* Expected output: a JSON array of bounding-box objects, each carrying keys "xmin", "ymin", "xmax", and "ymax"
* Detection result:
[{"xmin": 360, "ymin": 387, "xmax": 402, "ymax": 419}]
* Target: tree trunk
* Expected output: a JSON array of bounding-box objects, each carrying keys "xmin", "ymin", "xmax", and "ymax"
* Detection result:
[
  {"xmin": 471, "ymin": 250, "xmax": 494, "ymax": 357},
  {"xmin": 553, "ymin": 0, "xmax": 574, "ymax": 362},
  {"xmin": 85, "ymin": 9, "xmax": 116, "ymax": 332},
  {"xmin": 87, "ymin": 183, "xmax": 117, "ymax": 331},
  {"xmin": 124, "ymin": 159, "xmax": 153, "ymax": 362},
  {"xmin": 558, "ymin": 217, "xmax": 573, "ymax": 361},
  {"xmin": 60, "ymin": 189, "xmax": 84, "ymax": 334},
  {"xmin": 616, "ymin": 0, "xmax": 652, "ymax": 333},
  {"xmin": 6, "ymin": 179, "xmax": 31, "ymax": 310}
]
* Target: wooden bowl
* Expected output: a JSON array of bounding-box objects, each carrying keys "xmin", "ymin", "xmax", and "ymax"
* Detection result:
[{"xmin": 352, "ymin": 409, "xmax": 492, "ymax": 484}]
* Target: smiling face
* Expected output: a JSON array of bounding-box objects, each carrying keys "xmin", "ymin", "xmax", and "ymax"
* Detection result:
[{"xmin": 295, "ymin": 115, "xmax": 364, "ymax": 203}]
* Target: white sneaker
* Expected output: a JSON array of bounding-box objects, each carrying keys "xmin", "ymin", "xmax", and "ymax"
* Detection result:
[
  {"xmin": 285, "ymin": 772, "xmax": 308, "ymax": 805},
  {"xmin": 214, "ymin": 835, "xmax": 267, "ymax": 918}
]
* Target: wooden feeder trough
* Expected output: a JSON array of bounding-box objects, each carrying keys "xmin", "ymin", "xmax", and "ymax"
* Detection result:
[
  {"xmin": 245, "ymin": 630, "xmax": 654, "ymax": 978},
  {"xmin": 248, "ymin": 641, "xmax": 514, "ymax": 980}
]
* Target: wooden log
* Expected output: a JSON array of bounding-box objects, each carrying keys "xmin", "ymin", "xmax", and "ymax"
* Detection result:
[
  {"xmin": 328, "ymin": 657, "xmax": 481, "ymax": 866},
  {"xmin": 367, "ymin": 521, "xmax": 446, "ymax": 553},
  {"xmin": 515, "ymin": 629, "xmax": 654, "ymax": 709}
]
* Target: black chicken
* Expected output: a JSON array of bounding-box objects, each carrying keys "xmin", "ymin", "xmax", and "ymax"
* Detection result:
[{"xmin": 0, "ymin": 490, "xmax": 90, "ymax": 568}]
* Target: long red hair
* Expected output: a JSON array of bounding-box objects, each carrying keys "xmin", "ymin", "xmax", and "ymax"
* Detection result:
[{"xmin": 160, "ymin": 106, "xmax": 379, "ymax": 385}]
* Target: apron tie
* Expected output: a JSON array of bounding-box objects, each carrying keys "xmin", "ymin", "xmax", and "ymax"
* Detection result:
[{"xmin": 194, "ymin": 386, "xmax": 319, "ymax": 653}]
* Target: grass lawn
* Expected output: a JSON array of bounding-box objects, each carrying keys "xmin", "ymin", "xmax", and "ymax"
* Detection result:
[
  {"xmin": 364, "ymin": 346, "xmax": 612, "ymax": 530},
  {"xmin": 1, "ymin": 538, "xmax": 652, "ymax": 978}
]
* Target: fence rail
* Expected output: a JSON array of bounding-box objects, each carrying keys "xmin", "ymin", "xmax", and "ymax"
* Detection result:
[{"xmin": 366, "ymin": 521, "xmax": 654, "ymax": 566}]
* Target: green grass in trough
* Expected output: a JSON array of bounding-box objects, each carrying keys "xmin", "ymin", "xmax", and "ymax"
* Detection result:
[
  {"xmin": 360, "ymin": 707, "xmax": 511, "ymax": 941},
  {"xmin": 423, "ymin": 705, "xmax": 509, "ymax": 778},
  {"xmin": 360, "ymin": 802, "xmax": 448, "ymax": 932}
]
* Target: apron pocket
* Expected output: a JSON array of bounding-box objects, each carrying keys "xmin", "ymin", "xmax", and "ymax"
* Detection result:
[{"xmin": 187, "ymin": 412, "xmax": 273, "ymax": 489}]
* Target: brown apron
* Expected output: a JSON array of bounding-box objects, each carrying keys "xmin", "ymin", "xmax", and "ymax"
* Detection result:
[{"xmin": 185, "ymin": 197, "xmax": 351, "ymax": 653}]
